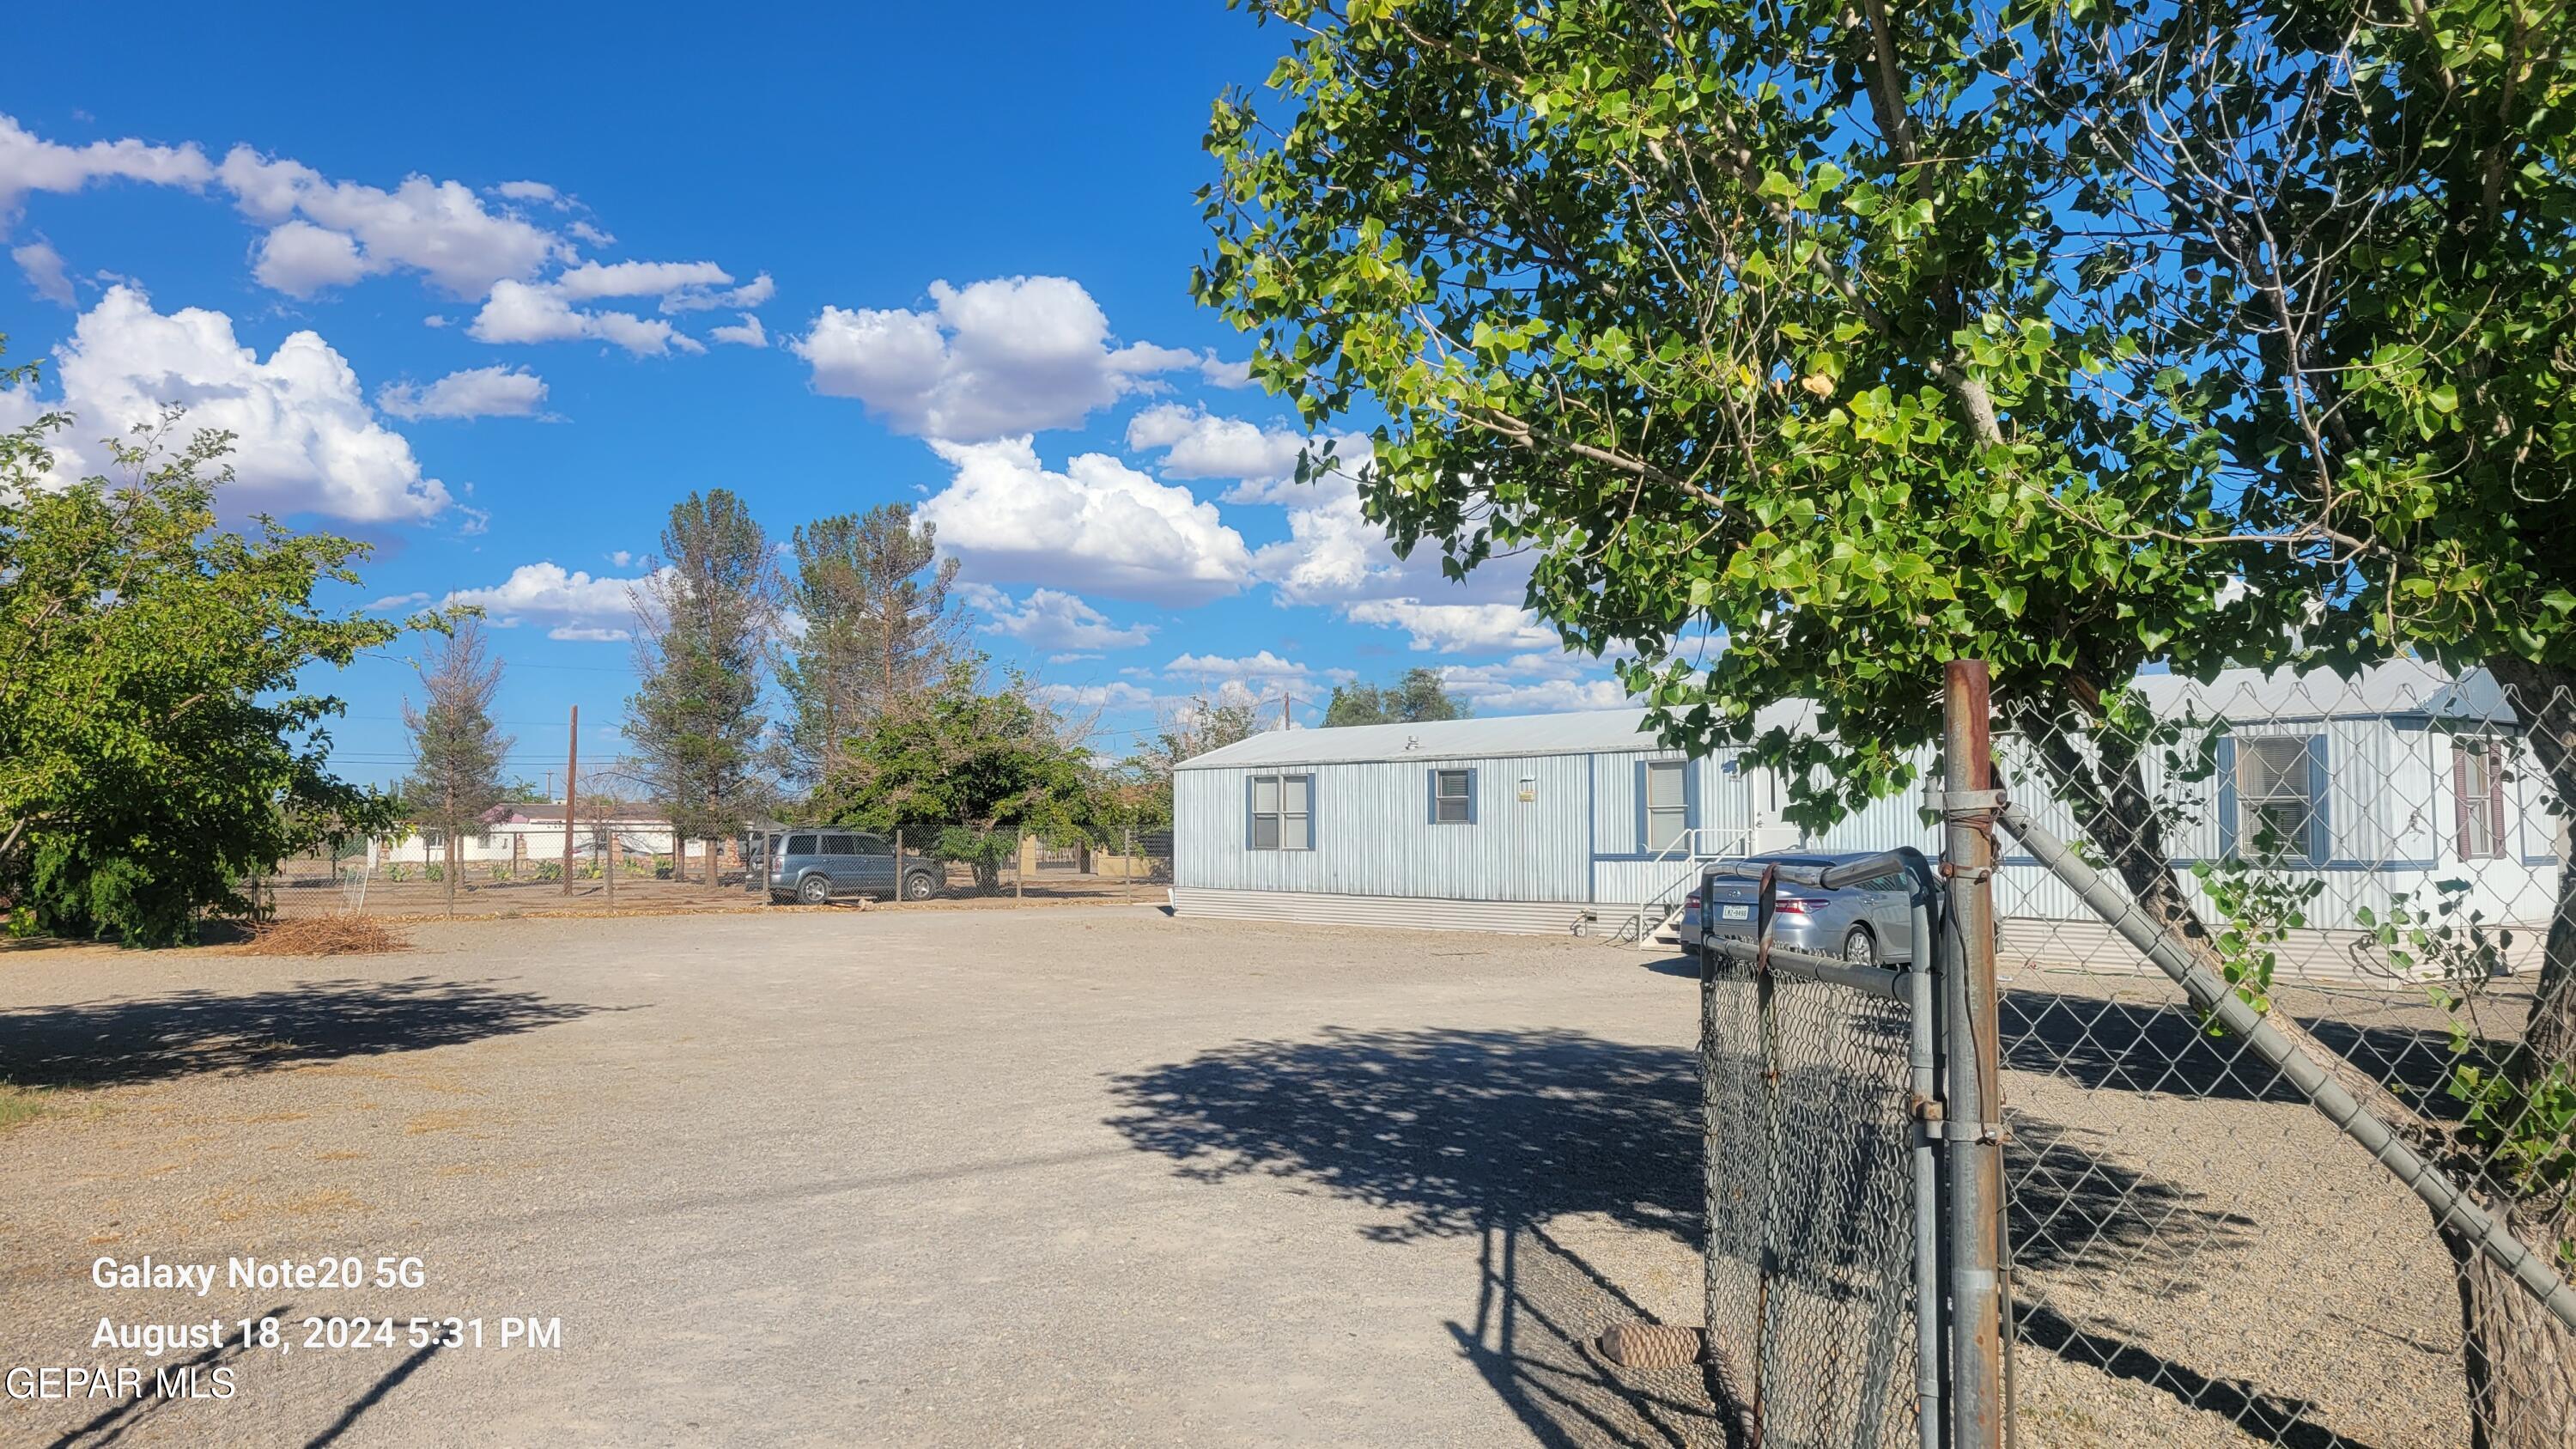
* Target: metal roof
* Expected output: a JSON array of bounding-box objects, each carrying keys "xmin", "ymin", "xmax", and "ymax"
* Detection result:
[{"xmin": 1176, "ymin": 661, "xmax": 2506, "ymax": 771}]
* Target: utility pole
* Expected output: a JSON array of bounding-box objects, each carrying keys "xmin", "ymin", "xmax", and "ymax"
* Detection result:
[
  {"xmin": 1941, "ymin": 659, "xmax": 2007, "ymax": 1449},
  {"xmin": 561, "ymin": 704, "xmax": 580, "ymax": 897},
  {"xmin": 1275, "ymin": 691, "xmax": 1304, "ymax": 730}
]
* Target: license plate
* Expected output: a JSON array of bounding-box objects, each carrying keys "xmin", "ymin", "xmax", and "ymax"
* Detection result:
[{"xmin": 1718, "ymin": 904, "xmax": 1753, "ymax": 922}]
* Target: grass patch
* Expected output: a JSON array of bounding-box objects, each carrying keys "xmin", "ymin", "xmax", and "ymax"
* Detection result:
[{"xmin": 0, "ymin": 1081, "xmax": 52, "ymax": 1133}]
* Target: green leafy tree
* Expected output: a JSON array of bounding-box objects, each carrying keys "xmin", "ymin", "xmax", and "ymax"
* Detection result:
[
  {"xmin": 0, "ymin": 369, "xmax": 409, "ymax": 946},
  {"xmin": 399, "ymin": 617, "xmax": 512, "ymax": 916},
  {"xmin": 1200, "ymin": 0, "xmax": 2576, "ymax": 1434},
  {"xmin": 782, "ymin": 503, "xmax": 963, "ymax": 784},
  {"xmin": 1322, "ymin": 667, "xmax": 1467, "ymax": 727},
  {"xmin": 625, "ymin": 490, "xmax": 779, "ymax": 884},
  {"xmin": 817, "ymin": 660, "xmax": 1091, "ymax": 892}
]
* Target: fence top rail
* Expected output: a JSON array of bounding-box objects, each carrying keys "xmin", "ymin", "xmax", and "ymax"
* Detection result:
[{"xmin": 1705, "ymin": 941, "xmax": 1915, "ymax": 1001}]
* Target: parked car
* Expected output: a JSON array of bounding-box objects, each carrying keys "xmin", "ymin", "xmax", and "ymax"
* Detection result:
[
  {"xmin": 757, "ymin": 830, "xmax": 942, "ymax": 904},
  {"xmin": 1680, "ymin": 852, "xmax": 1922, "ymax": 965}
]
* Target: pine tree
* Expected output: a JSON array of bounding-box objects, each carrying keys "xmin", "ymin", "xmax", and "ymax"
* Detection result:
[
  {"xmin": 783, "ymin": 503, "xmax": 963, "ymax": 785},
  {"xmin": 624, "ymin": 490, "xmax": 778, "ymax": 884},
  {"xmin": 399, "ymin": 618, "xmax": 512, "ymax": 917}
]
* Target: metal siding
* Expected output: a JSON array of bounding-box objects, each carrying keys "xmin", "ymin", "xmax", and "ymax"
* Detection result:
[{"xmin": 1174, "ymin": 887, "xmax": 1601, "ymax": 936}]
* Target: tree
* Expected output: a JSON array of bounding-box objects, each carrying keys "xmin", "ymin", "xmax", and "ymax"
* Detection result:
[
  {"xmin": 1199, "ymin": 3, "xmax": 2572, "ymax": 1436},
  {"xmin": 816, "ymin": 659, "xmax": 1091, "ymax": 892},
  {"xmin": 781, "ymin": 504, "xmax": 964, "ymax": 784},
  {"xmin": 1119, "ymin": 690, "xmax": 1267, "ymax": 834},
  {"xmin": 399, "ymin": 618, "xmax": 512, "ymax": 916},
  {"xmin": 1322, "ymin": 668, "xmax": 1467, "ymax": 727},
  {"xmin": 625, "ymin": 490, "xmax": 779, "ymax": 885},
  {"xmin": 0, "ymin": 370, "xmax": 410, "ymax": 946}
]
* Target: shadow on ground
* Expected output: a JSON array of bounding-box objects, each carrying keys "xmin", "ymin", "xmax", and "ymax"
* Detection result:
[
  {"xmin": 0, "ymin": 977, "xmax": 606, "ymax": 1089},
  {"xmin": 2002, "ymin": 984, "xmax": 2470, "ymax": 1111},
  {"xmin": 1108, "ymin": 1023, "xmax": 2314, "ymax": 1446}
]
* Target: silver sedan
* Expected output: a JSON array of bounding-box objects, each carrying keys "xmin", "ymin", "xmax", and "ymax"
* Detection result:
[{"xmin": 1679, "ymin": 853, "xmax": 1922, "ymax": 965}]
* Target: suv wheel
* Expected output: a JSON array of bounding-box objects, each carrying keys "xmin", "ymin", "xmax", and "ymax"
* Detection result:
[
  {"xmin": 797, "ymin": 875, "xmax": 832, "ymax": 905},
  {"xmin": 902, "ymin": 871, "xmax": 937, "ymax": 901}
]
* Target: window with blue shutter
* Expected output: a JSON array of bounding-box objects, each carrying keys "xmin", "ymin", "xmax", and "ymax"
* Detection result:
[{"xmin": 1431, "ymin": 768, "xmax": 1473, "ymax": 825}]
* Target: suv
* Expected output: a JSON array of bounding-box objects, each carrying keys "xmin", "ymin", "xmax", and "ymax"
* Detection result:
[{"xmin": 759, "ymin": 830, "xmax": 942, "ymax": 904}]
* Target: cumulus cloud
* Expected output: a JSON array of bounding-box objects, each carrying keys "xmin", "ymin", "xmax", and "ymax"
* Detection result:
[
  {"xmin": 960, "ymin": 583, "xmax": 1154, "ymax": 651},
  {"xmin": 468, "ymin": 280, "xmax": 700, "ymax": 356},
  {"xmin": 709, "ymin": 313, "xmax": 767, "ymax": 348},
  {"xmin": 1166, "ymin": 649, "xmax": 1311, "ymax": 681},
  {"xmin": 493, "ymin": 180, "xmax": 558, "ymax": 204},
  {"xmin": 915, "ymin": 437, "xmax": 1252, "ymax": 606},
  {"xmin": 1436, "ymin": 656, "xmax": 1632, "ymax": 715},
  {"xmin": 792, "ymin": 276, "xmax": 1198, "ymax": 442},
  {"xmin": 0, "ymin": 113, "xmax": 212, "ymax": 218},
  {"xmin": 1200, "ymin": 354, "xmax": 1255, "ymax": 389},
  {"xmin": 3, "ymin": 285, "xmax": 449, "ymax": 523},
  {"xmin": 554, "ymin": 259, "xmax": 732, "ymax": 301},
  {"xmin": 1036, "ymin": 680, "xmax": 1156, "ymax": 710},
  {"xmin": 376, "ymin": 364, "xmax": 549, "ymax": 421},
  {"xmin": 217, "ymin": 147, "xmax": 563, "ymax": 298},
  {"xmin": 441, "ymin": 561, "xmax": 657, "ymax": 636},
  {"xmin": 12, "ymin": 238, "xmax": 73, "ymax": 305},
  {"xmin": 1344, "ymin": 600, "xmax": 1560, "ymax": 654}
]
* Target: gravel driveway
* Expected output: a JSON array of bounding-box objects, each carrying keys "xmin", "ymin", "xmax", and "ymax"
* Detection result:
[{"xmin": 0, "ymin": 910, "xmax": 2476, "ymax": 1446}]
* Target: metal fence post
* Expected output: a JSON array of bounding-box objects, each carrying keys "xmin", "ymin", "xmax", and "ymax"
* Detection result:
[{"xmin": 1941, "ymin": 659, "xmax": 2007, "ymax": 1449}]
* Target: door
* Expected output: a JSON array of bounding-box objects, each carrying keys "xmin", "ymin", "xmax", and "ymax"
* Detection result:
[
  {"xmin": 818, "ymin": 833, "xmax": 864, "ymax": 889},
  {"xmin": 1863, "ymin": 871, "xmax": 1915, "ymax": 960},
  {"xmin": 851, "ymin": 834, "xmax": 897, "ymax": 893}
]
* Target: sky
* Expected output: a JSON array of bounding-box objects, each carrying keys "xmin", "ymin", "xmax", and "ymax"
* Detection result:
[{"xmin": 0, "ymin": 2, "xmax": 1628, "ymax": 791}]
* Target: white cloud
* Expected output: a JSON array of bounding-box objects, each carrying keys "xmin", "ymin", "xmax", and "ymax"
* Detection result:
[
  {"xmin": 1166, "ymin": 649, "xmax": 1309, "ymax": 681},
  {"xmin": 0, "ymin": 114, "xmax": 212, "ymax": 218},
  {"xmin": 960, "ymin": 583, "xmax": 1154, "ymax": 650},
  {"xmin": 1436, "ymin": 655, "xmax": 1632, "ymax": 714},
  {"xmin": 442, "ymin": 561, "xmax": 657, "ymax": 634},
  {"xmin": 376, "ymin": 364, "xmax": 549, "ymax": 421},
  {"xmin": 568, "ymin": 220, "xmax": 614, "ymax": 247},
  {"xmin": 548, "ymin": 624, "xmax": 630, "ymax": 642},
  {"xmin": 12, "ymin": 238, "xmax": 72, "ymax": 305},
  {"xmin": 1048, "ymin": 651, "xmax": 1103, "ymax": 665},
  {"xmin": 916, "ymin": 436, "xmax": 1252, "ymax": 606},
  {"xmin": 367, "ymin": 591, "xmax": 430, "ymax": 611},
  {"xmin": 217, "ymin": 147, "xmax": 563, "ymax": 298},
  {"xmin": 709, "ymin": 313, "xmax": 767, "ymax": 348},
  {"xmin": 793, "ymin": 276, "xmax": 1198, "ymax": 442},
  {"xmin": 468, "ymin": 279, "xmax": 696, "ymax": 356},
  {"xmin": 1122, "ymin": 404, "xmax": 1347, "ymax": 486},
  {"xmin": 661, "ymin": 271, "xmax": 773, "ymax": 313},
  {"xmin": 251, "ymin": 218, "xmax": 369, "ymax": 295},
  {"xmin": 1345, "ymin": 600, "xmax": 1560, "ymax": 654},
  {"xmin": 555, "ymin": 259, "xmax": 732, "ymax": 301},
  {"xmin": 609, "ymin": 550, "xmax": 635, "ymax": 567},
  {"xmin": 493, "ymin": 180, "xmax": 558, "ymax": 203},
  {"xmin": 1036, "ymin": 680, "xmax": 1156, "ymax": 710},
  {"xmin": 1200, "ymin": 354, "xmax": 1255, "ymax": 389},
  {"xmin": 8, "ymin": 285, "xmax": 449, "ymax": 523}
]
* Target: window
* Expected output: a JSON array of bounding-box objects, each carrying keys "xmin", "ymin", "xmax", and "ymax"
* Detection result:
[
  {"xmin": 2457, "ymin": 740, "xmax": 2508, "ymax": 860},
  {"xmin": 854, "ymin": 834, "xmax": 892, "ymax": 856},
  {"xmin": 1645, "ymin": 760, "xmax": 1689, "ymax": 853},
  {"xmin": 820, "ymin": 835, "xmax": 859, "ymax": 856},
  {"xmin": 2231, "ymin": 735, "xmax": 2324, "ymax": 863},
  {"xmin": 1250, "ymin": 772, "xmax": 1313, "ymax": 851},
  {"xmin": 1432, "ymin": 769, "xmax": 1473, "ymax": 825},
  {"xmin": 786, "ymin": 834, "xmax": 817, "ymax": 856}
]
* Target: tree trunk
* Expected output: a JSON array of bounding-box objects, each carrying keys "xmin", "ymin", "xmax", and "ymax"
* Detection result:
[
  {"xmin": 2466, "ymin": 656, "xmax": 2576, "ymax": 1448},
  {"xmin": 445, "ymin": 836, "xmax": 457, "ymax": 918},
  {"xmin": 674, "ymin": 836, "xmax": 685, "ymax": 884},
  {"xmin": 704, "ymin": 837, "xmax": 717, "ymax": 886}
]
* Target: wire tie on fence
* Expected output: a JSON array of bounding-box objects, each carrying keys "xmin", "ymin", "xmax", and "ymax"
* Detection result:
[
  {"xmin": 1938, "ymin": 860, "xmax": 1997, "ymax": 884},
  {"xmin": 1936, "ymin": 787, "xmax": 2009, "ymax": 819}
]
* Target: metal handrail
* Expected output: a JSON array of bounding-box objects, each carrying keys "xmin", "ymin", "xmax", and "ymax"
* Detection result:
[{"xmin": 1611, "ymin": 826, "xmax": 1753, "ymax": 943}]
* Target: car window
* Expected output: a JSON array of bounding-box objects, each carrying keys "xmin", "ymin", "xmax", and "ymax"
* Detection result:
[
  {"xmin": 786, "ymin": 834, "xmax": 816, "ymax": 855},
  {"xmin": 854, "ymin": 835, "xmax": 891, "ymax": 856},
  {"xmin": 821, "ymin": 835, "xmax": 858, "ymax": 856}
]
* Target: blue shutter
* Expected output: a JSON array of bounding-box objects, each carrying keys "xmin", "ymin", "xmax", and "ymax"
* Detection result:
[
  {"xmin": 1426, "ymin": 768, "xmax": 1439, "ymax": 825},
  {"xmin": 1633, "ymin": 760, "xmax": 1649, "ymax": 851},
  {"xmin": 2305, "ymin": 736, "xmax": 2331, "ymax": 865},
  {"xmin": 1305, "ymin": 772, "xmax": 1317, "ymax": 850},
  {"xmin": 1244, "ymin": 775, "xmax": 1256, "ymax": 851},
  {"xmin": 1683, "ymin": 758, "xmax": 1703, "ymax": 835},
  {"xmin": 2215, "ymin": 738, "xmax": 2239, "ymax": 861},
  {"xmin": 1466, "ymin": 767, "xmax": 1479, "ymax": 825}
]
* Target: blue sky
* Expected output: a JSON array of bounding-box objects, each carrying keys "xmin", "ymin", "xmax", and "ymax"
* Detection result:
[{"xmin": 0, "ymin": 3, "xmax": 1623, "ymax": 790}]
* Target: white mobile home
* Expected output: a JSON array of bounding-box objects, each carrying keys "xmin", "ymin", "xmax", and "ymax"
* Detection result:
[{"xmin": 1171, "ymin": 662, "xmax": 2566, "ymax": 977}]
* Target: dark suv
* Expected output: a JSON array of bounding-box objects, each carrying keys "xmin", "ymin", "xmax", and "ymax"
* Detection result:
[{"xmin": 757, "ymin": 830, "xmax": 942, "ymax": 904}]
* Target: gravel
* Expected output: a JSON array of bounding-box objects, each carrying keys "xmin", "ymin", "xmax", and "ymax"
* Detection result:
[{"xmin": 0, "ymin": 911, "xmax": 2483, "ymax": 1446}]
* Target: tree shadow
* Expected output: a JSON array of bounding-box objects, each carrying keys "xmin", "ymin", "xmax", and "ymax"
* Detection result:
[
  {"xmin": 2002, "ymin": 985, "xmax": 2468, "ymax": 1113},
  {"xmin": 0, "ymin": 977, "xmax": 607, "ymax": 1089}
]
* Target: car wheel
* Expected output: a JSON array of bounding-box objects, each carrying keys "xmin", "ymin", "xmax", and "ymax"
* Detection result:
[
  {"xmin": 903, "ymin": 872, "xmax": 936, "ymax": 901},
  {"xmin": 1842, "ymin": 926, "xmax": 1877, "ymax": 965},
  {"xmin": 797, "ymin": 875, "xmax": 832, "ymax": 905}
]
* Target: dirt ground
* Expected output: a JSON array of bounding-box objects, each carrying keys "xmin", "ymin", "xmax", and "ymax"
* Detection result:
[
  {"xmin": 249, "ymin": 865, "xmax": 1163, "ymax": 922},
  {"xmin": 0, "ymin": 909, "xmax": 2482, "ymax": 1446}
]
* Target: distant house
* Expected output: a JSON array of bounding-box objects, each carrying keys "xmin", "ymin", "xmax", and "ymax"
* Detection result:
[{"xmin": 385, "ymin": 802, "xmax": 680, "ymax": 868}]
